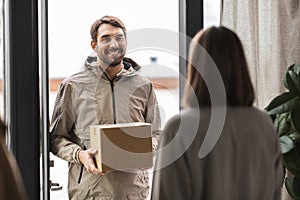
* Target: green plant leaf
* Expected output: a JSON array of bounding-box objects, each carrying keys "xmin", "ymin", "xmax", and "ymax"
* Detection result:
[
  {"xmin": 280, "ymin": 135, "xmax": 294, "ymax": 154},
  {"xmin": 289, "ymin": 132, "xmax": 300, "ymax": 142},
  {"xmin": 283, "ymin": 149, "xmax": 300, "ymax": 177},
  {"xmin": 265, "ymin": 92, "xmax": 299, "ymax": 115},
  {"xmin": 291, "ymin": 108, "xmax": 300, "ymax": 133},
  {"xmin": 284, "ymin": 70, "xmax": 300, "ymax": 93},
  {"xmin": 274, "ymin": 113, "xmax": 291, "ymax": 136},
  {"xmin": 289, "ymin": 63, "xmax": 300, "ymax": 75},
  {"xmin": 285, "ymin": 177, "xmax": 300, "ymax": 200},
  {"xmin": 287, "ymin": 113, "xmax": 292, "ymax": 122}
]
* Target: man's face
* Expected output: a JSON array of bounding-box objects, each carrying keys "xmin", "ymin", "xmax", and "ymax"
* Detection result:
[{"xmin": 93, "ymin": 23, "xmax": 126, "ymax": 67}]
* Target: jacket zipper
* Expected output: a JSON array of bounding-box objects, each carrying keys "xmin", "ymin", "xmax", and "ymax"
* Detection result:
[
  {"xmin": 110, "ymin": 80, "xmax": 117, "ymax": 124},
  {"xmin": 104, "ymin": 73, "xmax": 117, "ymax": 124}
]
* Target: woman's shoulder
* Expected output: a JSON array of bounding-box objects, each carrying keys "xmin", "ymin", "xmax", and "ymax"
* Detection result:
[
  {"xmin": 163, "ymin": 108, "xmax": 202, "ymax": 134},
  {"xmin": 228, "ymin": 106, "xmax": 272, "ymax": 122}
]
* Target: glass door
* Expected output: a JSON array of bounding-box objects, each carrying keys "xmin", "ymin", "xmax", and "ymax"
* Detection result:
[{"xmin": 48, "ymin": 1, "xmax": 179, "ymax": 199}]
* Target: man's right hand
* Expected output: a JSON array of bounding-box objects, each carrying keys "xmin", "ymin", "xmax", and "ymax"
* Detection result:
[{"xmin": 78, "ymin": 148, "xmax": 104, "ymax": 175}]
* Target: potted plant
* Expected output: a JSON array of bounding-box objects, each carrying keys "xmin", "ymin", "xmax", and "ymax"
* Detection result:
[{"xmin": 265, "ymin": 63, "xmax": 300, "ymax": 199}]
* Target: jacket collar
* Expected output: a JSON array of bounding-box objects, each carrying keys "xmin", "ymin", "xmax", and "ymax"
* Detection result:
[{"xmin": 82, "ymin": 51, "xmax": 141, "ymax": 78}]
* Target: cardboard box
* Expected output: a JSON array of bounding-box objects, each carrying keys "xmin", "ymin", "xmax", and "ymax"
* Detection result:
[{"xmin": 90, "ymin": 122, "xmax": 153, "ymax": 172}]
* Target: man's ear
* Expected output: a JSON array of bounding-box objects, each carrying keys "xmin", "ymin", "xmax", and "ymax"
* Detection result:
[{"xmin": 91, "ymin": 40, "xmax": 97, "ymax": 50}]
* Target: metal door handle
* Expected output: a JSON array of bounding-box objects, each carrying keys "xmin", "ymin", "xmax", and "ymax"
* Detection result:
[{"xmin": 50, "ymin": 180, "xmax": 63, "ymax": 191}]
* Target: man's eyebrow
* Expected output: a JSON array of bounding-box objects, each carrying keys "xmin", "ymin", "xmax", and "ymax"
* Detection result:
[
  {"xmin": 100, "ymin": 34, "xmax": 110, "ymax": 39},
  {"xmin": 101, "ymin": 33, "xmax": 124, "ymax": 39},
  {"xmin": 115, "ymin": 34, "xmax": 125, "ymax": 37}
]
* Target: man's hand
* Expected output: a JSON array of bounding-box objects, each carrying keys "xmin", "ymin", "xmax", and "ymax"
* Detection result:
[{"xmin": 78, "ymin": 148, "xmax": 103, "ymax": 175}]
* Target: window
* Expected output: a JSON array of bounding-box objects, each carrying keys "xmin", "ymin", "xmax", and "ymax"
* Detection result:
[
  {"xmin": 0, "ymin": 0, "xmax": 4, "ymax": 119},
  {"xmin": 204, "ymin": 0, "xmax": 221, "ymax": 28}
]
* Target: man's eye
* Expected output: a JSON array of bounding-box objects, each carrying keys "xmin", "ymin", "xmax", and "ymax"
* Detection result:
[
  {"xmin": 102, "ymin": 37, "xmax": 111, "ymax": 43},
  {"xmin": 116, "ymin": 36, "xmax": 125, "ymax": 41}
]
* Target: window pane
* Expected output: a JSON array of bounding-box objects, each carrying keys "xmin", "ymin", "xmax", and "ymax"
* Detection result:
[
  {"xmin": 0, "ymin": 0, "xmax": 4, "ymax": 119},
  {"xmin": 204, "ymin": 0, "xmax": 221, "ymax": 28}
]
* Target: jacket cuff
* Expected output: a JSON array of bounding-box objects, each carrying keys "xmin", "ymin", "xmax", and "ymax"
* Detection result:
[{"xmin": 73, "ymin": 146, "xmax": 83, "ymax": 164}]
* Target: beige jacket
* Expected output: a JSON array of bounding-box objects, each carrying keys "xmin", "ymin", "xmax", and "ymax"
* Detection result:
[
  {"xmin": 152, "ymin": 107, "xmax": 283, "ymax": 200},
  {"xmin": 50, "ymin": 54, "xmax": 161, "ymax": 200}
]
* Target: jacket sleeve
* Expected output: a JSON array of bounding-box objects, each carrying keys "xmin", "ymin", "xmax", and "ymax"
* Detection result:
[
  {"xmin": 145, "ymin": 83, "xmax": 162, "ymax": 152},
  {"xmin": 50, "ymin": 81, "xmax": 82, "ymax": 164}
]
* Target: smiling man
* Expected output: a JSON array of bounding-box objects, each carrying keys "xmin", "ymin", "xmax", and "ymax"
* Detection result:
[
  {"xmin": 91, "ymin": 18, "xmax": 127, "ymax": 71},
  {"xmin": 50, "ymin": 16, "xmax": 161, "ymax": 199}
]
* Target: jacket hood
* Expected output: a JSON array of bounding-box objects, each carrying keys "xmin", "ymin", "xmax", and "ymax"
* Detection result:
[{"xmin": 82, "ymin": 51, "xmax": 141, "ymax": 76}]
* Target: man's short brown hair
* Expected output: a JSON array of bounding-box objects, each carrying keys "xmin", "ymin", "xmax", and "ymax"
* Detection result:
[{"xmin": 90, "ymin": 15, "xmax": 127, "ymax": 42}]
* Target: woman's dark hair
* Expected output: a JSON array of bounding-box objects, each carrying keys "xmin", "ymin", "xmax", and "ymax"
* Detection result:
[
  {"xmin": 90, "ymin": 15, "xmax": 126, "ymax": 43},
  {"xmin": 183, "ymin": 26, "xmax": 255, "ymax": 107}
]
